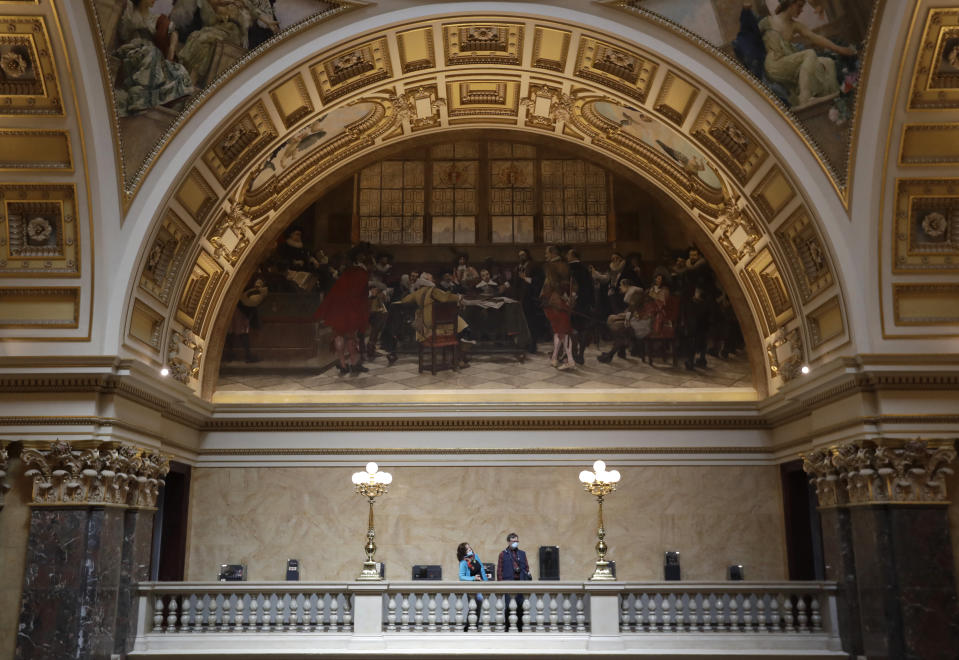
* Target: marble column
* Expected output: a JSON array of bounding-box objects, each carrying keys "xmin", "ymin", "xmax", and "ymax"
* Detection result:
[
  {"xmin": 14, "ymin": 441, "xmax": 168, "ymax": 660},
  {"xmin": 804, "ymin": 439, "xmax": 959, "ymax": 660}
]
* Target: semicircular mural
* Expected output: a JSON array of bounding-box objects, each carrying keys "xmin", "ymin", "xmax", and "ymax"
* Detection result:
[{"xmin": 215, "ymin": 137, "xmax": 755, "ymax": 398}]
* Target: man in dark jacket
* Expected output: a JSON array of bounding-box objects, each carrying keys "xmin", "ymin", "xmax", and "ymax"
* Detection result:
[
  {"xmin": 497, "ymin": 532, "xmax": 531, "ymax": 631},
  {"xmin": 566, "ymin": 248, "xmax": 594, "ymax": 364}
]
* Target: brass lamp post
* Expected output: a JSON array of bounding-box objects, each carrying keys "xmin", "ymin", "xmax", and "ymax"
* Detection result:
[
  {"xmin": 579, "ymin": 460, "xmax": 621, "ymax": 581},
  {"xmin": 352, "ymin": 462, "xmax": 392, "ymax": 581}
]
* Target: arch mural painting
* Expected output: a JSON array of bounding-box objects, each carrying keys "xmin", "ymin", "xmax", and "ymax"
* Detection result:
[
  {"xmin": 86, "ymin": 0, "xmax": 352, "ymax": 188},
  {"xmin": 620, "ymin": 0, "xmax": 877, "ymax": 176},
  {"xmin": 216, "ymin": 136, "xmax": 753, "ymax": 393}
]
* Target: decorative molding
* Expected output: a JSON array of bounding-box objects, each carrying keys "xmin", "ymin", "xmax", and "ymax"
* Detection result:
[
  {"xmin": 0, "ymin": 286, "xmax": 78, "ymax": 328},
  {"xmin": 766, "ymin": 325, "xmax": 803, "ymax": 382},
  {"xmin": 21, "ymin": 439, "xmax": 170, "ymax": 507},
  {"xmin": 0, "ymin": 183, "xmax": 78, "ymax": 276},
  {"xmin": 893, "ymin": 283, "xmax": 959, "ymax": 325},
  {"xmin": 893, "ymin": 178, "xmax": 959, "ymax": 273},
  {"xmin": 199, "ymin": 445, "xmax": 769, "ymax": 457},
  {"xmin": 0, "ymin": 129, "xmax": 71, "ymax": 170},
  {"xmin": 443, "ymin": 23, "xmax": 523, "ymax": 67},
  {"xmin": 0, "ymin": 15, "xmax": 63, "ymax": 116},
  {"xmin": 908, "ymin": 9, "xmax": 959, "ymax": 109},
  {"xmin": 803, "ymin": 439, "xmax": 957, "ymax": 508},
  {"xmin": 167, "ymin": 327, "xmax": 202, "ymax": 385}
]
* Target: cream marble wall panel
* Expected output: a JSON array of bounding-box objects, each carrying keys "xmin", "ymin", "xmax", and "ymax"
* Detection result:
[
  {"xmin": 186, "ymin": 465, "xmax": 786, "ymax": 583},
  {"xmin": 0, "ymin": 457, "xmax": 31, "ymax": 660}
]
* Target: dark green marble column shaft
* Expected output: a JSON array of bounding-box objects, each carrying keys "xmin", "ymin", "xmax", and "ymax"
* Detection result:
[
  {"xmin": 114, "ymin": 507, "xmax": 157, "ymax": 656},
  {"xmin": 15, "ymin": 506, "xmax": 125, "ymax": 660},
  {"xmin": 818, "ymin": 506, "xmax": 862, "ymax": 655}
]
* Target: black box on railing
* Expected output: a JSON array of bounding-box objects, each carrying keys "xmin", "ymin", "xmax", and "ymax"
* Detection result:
[
  {"xmin": 665, "ymin": 551, "xmax": 681, "ymax": 581},
  {"xmin": 539, "ymin": 546, "xmax": 560, "ymax": 580},
  {"xmin": 218, "ymin": 564, "xmax": 246, "ymax": 581},
  {"xmin": 286, "ymin": 559, "xmax": 299, "ymax": 581},
  {"xmin": 412, "ymin": 564, "xmax": 441, "ymax": 580}
]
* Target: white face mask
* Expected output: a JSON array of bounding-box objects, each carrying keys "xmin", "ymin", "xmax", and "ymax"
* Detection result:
[
  {"xmin": 510, "ymin": 542, "xmax": 519, "ymax": 549},
  {"xmin": 466, "ymin": 550, "xmax": 473, "ymax": 557}
]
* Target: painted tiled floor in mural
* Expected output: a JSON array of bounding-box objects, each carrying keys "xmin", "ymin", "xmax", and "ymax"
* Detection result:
[{"xmin": 216, "ymin": 346, "xmax": 753, "ymax": 392}]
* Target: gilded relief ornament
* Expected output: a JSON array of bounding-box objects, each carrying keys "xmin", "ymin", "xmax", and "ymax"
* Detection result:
[
  {"xmin": 767, "ymin": 326, "xmax": 803, "ymax": 381},
  {"xmin": 390, "ymin": 87, "xmax": 445, "ymax": 130},
  {"xmin": 168, "ymin": 328, "xmax": 202, "ymax": 384},
  {"xmin": 209, "ymin": 202, "xmax": 252, "ymax": 265},
  {"xmin": 715, "ymin": 185, "xmax": 760, "ymax": 265},
  {"xmin": 519, "ymin": 86, "xmax": 573, "ymax": 128},
  {"xmin": 921, "ymin": 211, "xmax": 948, "ymax": 239}
]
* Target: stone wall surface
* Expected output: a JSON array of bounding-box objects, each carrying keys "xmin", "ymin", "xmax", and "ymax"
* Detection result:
[
  {"xmin": 0, "ymin": 458, "xmax": 30, "ymax": 660},
  {"xmin": 949, "ymin": 466, "xmax": 959, "ymax": 594},
  {"xmin": 186, "ymin": 465, "xmax": 787, "ymax": 583}
]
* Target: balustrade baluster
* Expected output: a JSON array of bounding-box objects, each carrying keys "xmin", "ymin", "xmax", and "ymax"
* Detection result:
[
  {"xmin": 427, "ymin": 594, "xmax": 437, "ymax": 631},
  {"xmin": 329, "ymin": 593, "xmax": 340, "ymax": 632},
  {"xmin": 755, "ymin": 594, "xmax": 766, "ymax": 632},
  {"xmin": 498, "ymin": 594, "xmax": 507, "ymax": 632},
  {"xmin": 467, "ymin": 597, "xmax": 477, "ymax": 632},
  {"xmin": 781, "ymin": 594, "xmax": 794, "ymax": 632},
  {"xmin": 400, "ymin": 594, "xmax": 410, "ymax": 632},
  {"xmin": 454, "ymin": 594, "xmax": 464, "ymax": 633},
  {"xmin": 441, "ymin": 593, "xmax": 451, "ymax": 632},
  {"xmin": 523, "ymin": 595, "xmax": 532, "ymax": 632},
  {"xmin": 811, "ymin": 594, "xmax": 822, "ymax": 632},
  {"xmin": 208, "ymin": 594, "xmax": 218, "ymax": 631},
  {"xmin": 291, "ymin": 594, "xmax": 301, "ymax": 631},
  {"xmin": 647, "ymin": 594, "xmax": 657, "ymax": 631},
  {"xmin": 249, "ymin": 594, "xmax": 260, "ymax": 631},
  {"xmin": 797, "ymin": 595, "xmax": 808, "ymax": 632},
  {"xmin": 387, "ymin": 594, "xmax": 397, "ymax": 632},
  {"xmin": 413, "ymin": 594, "xmax": 424, "ymax": 631},
  {"xmin": 715, "ymin": 594, "xmax": 726, "ymax": 632},
  {"xmin": 234, "ymin": 594, "xmax": 245, "ymax": 629},
  {"xmin": 769, "ymin": 593, "xmax": 780, "ymax": 632},
  {"xmin": 278, "ymin": 595, "xmax": 289, "ymax": 631},
  {"xmin": 180, "ymin": 594, "xmax": 193, "ymax": 632},
  {"xmin": 535, "ymin": 594, "xmax": 545, "ymax": 631},
  {"xmin": 701, "ymin": 594, "xmax": 713, "ymax": 632},
  {"xmin": 481, "ymin": 594, "xmax": 492, "ymax": 631},
  {"xmin": 167, "ymin": 596, "xmax": 179, "ymax": 631},
  {"xmin": 303, "ymin": 594, "xmax": 316, "ymax": 632},
  {"xmin": 729, "ymin": 594, "xmax": 739, "ymax": 631},
  {"xmin": 561, "ymin": 594, "xmax": 572, "ymax": 632},
  {"xmin": 687, "ymin": 594, "xmax": 697, "ymax": 632},
  {"xmin": 548, "ymin": 593, "xmax": 559, "ymax": 630},
  {"xmin": 221, "ymin": 595, "xmax": 233, "ymax": 632},
  {"xmin": 743, "ymin": 594, "xmax": 754, "ymax": 632},
  {"xmin": 263, "ymin": 594, "xmax": 274, "ymax": 632},
  {"xmin": 154, "ymin": 596, "xmax": 165, "ymax": 632},
  {"xmin": 575, "ymin": 595, "xmax": 586, "ymax": 632},
  {"xmin": 666, "ymin": 593, "xmax": 677, "ymax": 631},
  {"xmin": 619, "ymin": 594, "xmax": 630, "ymax": 632},
  {"xmin": 342, "ymin": 593, "xmax": 353, "ymax": 630}
]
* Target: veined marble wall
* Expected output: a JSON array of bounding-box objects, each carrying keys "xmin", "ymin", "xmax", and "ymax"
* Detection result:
[
  {"xmin": 949, "ymin": 467, "xmax": 959, "ymax": 594},
  {"xmin": 0, "ymin": 457, "xmax": 30, "ymax": 660},
  {"xmin": 186, "ymin": 465, "xmax": 788, "ymax": 583}
]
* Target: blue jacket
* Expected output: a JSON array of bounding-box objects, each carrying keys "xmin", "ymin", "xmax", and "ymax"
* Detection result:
[
  {"xmin": 497, "ymin": 547, "xmax": 531, "ymax": 580},
  {"xmin": 459, "ymin": 555, "xmax": 488, "ymax": 581}
]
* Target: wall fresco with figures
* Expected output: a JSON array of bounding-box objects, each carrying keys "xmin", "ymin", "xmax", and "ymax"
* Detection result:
[{"xmin": 623, "ymin": 0, "xmax": 877, "ymax": 176}]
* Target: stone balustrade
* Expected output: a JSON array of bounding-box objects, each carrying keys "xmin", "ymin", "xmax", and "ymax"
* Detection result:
[{"xmin": 132, "ymin": 581, "xmax": 842, "ymax": 656}]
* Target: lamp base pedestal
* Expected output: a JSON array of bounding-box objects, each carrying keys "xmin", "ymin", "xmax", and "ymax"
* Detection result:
[
  {"xmin": 589, "ymin": 560, "xmax": 615, "ymax": 581},
  {"xmin": 357, "ymin": 561, "xmax": 382, "ymax": 581}
]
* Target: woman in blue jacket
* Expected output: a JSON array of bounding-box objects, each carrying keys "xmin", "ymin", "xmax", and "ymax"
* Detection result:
[{"xmin": 457, "ymin": 542, "xmax": 487, "ymax": 630}]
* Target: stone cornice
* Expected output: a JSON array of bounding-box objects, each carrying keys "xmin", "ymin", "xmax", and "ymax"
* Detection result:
[
  {"xmin": 802, "ymin": 438, "xmax": 957, "ymax": 508},
  {"xmin": 20, "ymin": 440, "xmax": 170, "ymax": 507},
  {"xmin": 199, "ymin": 445, "xmax": 770, "ymax": 457}
]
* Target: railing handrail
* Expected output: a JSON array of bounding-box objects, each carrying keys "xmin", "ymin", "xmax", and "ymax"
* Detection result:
[{"xmin": 135, "ymin": 580, "xmax": 838, "ymax": 594}]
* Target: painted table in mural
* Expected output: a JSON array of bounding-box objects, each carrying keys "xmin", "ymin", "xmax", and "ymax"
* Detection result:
[{"xmin": 381, "ymin": 296, "xmax": 530, "ymax": 362}]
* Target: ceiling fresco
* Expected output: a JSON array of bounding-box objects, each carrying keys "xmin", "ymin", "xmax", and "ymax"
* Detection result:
[
  {"xmin": 614, "ymin": 0, "xmax": 879, "ymax": 193},
  {"xmin": 84, "ymin": 0, "xmax": 359, "ymax": 199}
]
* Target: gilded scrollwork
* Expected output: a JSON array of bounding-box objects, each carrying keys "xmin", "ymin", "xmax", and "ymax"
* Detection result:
[
  {"xmin": 715, "ymin": 185, "xmax": 761, "ymax": 265},
  {"xmin": 208, "ymin": 202, "xmax": 252, "ymax": 265},
  {"xmin": 20, "ymin": 440, "xmax": 170, "ymax": 507},
  {"xmin": 767, "ymin": 325, "xmax": 803, "ymax": 381},
  {"xmin": 802, "ymin": 439, "xmax": 957, "ymax": 507},
  {"xmin": 167, "ymin": 327, "xmax": 202, "ymax": 384},
  {"xmin": 519, "ymin": 85, "xmax": 573, "ymax": 129}
]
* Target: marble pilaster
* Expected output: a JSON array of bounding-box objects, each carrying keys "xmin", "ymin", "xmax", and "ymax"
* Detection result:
[
  {"xmin": 14, "ymin": 441, "xmax": 169, "ymax": 660},
  {"xmin": 804, "ymin": 438, "xmax": 959, "ymax": 660}
]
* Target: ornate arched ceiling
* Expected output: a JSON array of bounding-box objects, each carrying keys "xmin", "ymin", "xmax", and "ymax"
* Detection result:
[{"xmin": 120, "ymin": 12, "xmax": 855, "ymax": 400}]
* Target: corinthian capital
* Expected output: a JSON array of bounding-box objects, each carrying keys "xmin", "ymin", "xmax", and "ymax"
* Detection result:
[
  {"xmin": 21, "ymin": 440, "xmax": 170, "ymax": 508},
  {"xmin": 803, "ymin": 439, "xmax": 957, "ymax": 507}
]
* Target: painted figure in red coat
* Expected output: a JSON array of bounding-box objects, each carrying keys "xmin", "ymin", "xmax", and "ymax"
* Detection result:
[{"xmin": 314, "ymin": 245, "xmax": 372, "ymax": 376}]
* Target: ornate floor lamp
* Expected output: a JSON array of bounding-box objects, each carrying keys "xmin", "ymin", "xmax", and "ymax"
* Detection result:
[
  {"xmin": 579, "ymin": 460, "xmax": 621, "ymax": 581},
  {"xmin": 352, "ymin": 462, "xmax": 392, "ymax": 581}
]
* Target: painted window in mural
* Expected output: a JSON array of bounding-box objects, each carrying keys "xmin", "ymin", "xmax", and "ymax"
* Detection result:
[
  {"xmin": 358, "ymin": 161, "xmax": 425, "ymax": 245},
  {"xmin": 430, "ymin": 143, "xmax": 479, "ymax": 245},
  {"xmin": 216, "ymin": 140, "xmax": 752, "ymax": 392},
  {"xmin": 489, "ymin": 141, "xmax": 536, "ymax": 245}
]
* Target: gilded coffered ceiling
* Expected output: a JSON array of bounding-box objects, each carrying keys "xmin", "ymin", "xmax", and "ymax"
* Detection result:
[
  {"xmin": 119, "ymin": 13, "xmax": 860, "ymax": 401},
  {"xmin": 0, "ymin": 0, "xmax": 92, "ymax": 340}
]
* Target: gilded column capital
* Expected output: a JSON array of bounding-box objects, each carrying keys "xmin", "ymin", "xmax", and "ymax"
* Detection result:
[
  {"xmin": 803, "ymin": 439, "xmax": 957, "ymax": 508},
  {"xmin": 21, "ymin": 440, "xmax": 170, "ymax": 508}
]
